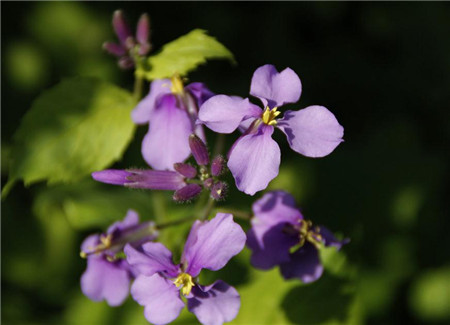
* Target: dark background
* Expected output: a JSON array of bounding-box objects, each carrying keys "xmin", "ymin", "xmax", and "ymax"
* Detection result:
[{"xmin": 2, "ymin": 2, "xmax": 450, "ymax": 325}]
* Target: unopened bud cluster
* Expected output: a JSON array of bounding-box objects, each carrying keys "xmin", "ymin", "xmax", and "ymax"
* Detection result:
[
  {"xmin": 173, "ymin": 135, "xmax": 227, "ymax": 202},
  {"xmin": 103, "ymin": 10, "xmax": 152, "ymax": 69}
]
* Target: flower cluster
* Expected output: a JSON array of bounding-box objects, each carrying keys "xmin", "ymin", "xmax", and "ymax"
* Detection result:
[
  {"xmin": 103, "ymin": 10, "xmax": 152, "ymax": 69},
  {"xmin": 81, "ymin": 11, "xmax": 349, "ymax": 325}
]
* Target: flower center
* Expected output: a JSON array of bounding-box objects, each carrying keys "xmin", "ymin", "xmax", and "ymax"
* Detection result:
[
  {"xmin": 173, "ymin": 272, "xmax": 195, "ymax": 296},
  {"xmin": 170, "ymin": 74, "xmax": 184, "ymax": 94},
  {"xmin": 262, "ymin": 106, "xmax": 281, "ymax": 126},
  {"xmin": 80, "ymin": 234, "xmax": 113, "ymax": 258},
  {"xmin": 298, "ymin": 220, "xmax": 323, "ymax": 249}
]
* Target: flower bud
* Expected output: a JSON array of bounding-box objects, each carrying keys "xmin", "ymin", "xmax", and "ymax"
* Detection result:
[
  {"xmin": 136, "ymin": 13, "xmax": 150, "ymax": 45},
  {"xmin": 118, "ymin": 56, "xmax": 134, "ymax": 69},
  {"xmin": 173, "ymin": 184, "xmax": 202, "ymax": 202},
  {"xmin": 211, "ymin": 155, "xmax": 226, "ymax": 176},
  {"xmin": 203, "ymin": 177, "xmax": 214, "ymax": 189},
  {"xmin": 174, "ymin": 163, "xmax": 197, "ymax": 179},
  {"xmin": 189, "ymin": 134, "xmax": 209, "ymax": 166},
  {"xmin": 112, "ymin": 10, "xmax": 132, "ymax": 45},
  {"xmin": 210, "ymin": 181, "xmax": 227, "ymax": 200},
  {"xmin": 103, "ymin": 42, "xmax": 126, "ymax": 57}
]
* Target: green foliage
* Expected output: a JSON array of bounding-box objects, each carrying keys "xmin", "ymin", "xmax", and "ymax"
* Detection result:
[
  {"xmin": 409, "ymin": 267, "xmax": 450, "ymax": 321},
  {"xmin": 140, "ymin": 29, "xmax": 235, "ymax": 80},
  {"xmin": 4, "ymin": 77, "xmax": 136, "ymax": 195},
  {"xmin": 33, "ymin": 180, "xmax": 156, "ymax": 230}
]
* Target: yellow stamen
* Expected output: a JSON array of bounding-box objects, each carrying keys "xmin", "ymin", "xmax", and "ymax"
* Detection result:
[
  {"xmin": 170, "ymin": 74, "xmax": 184, "ymax": 94},
  {"xmin": 173, "ymin": 272, "xmax": 195, "ymax": 296},
  {"xmin": 262, "ymin": 106, "xmax": 281, "ymax": 126},
  {"xmin": 298, "ymin": 220, "xmax": 323, "ymax": 249}
]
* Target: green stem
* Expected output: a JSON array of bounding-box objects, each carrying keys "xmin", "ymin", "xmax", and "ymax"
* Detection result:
[
  {"xmin": 212, "ymin": 133, "xmax": 225, "ymax": 157},
  {"xmin": 156, "ymin": 215, "xmax": 196, "ymax": 230},
  {"xmin": 201, "ymin": 197, "xmax": 215, "ymax": 220},
  {"xmin": 133, "ymin": 75, "xmax": 144, "ymax": 101},
  {"xmin": 214, "ymin": 207, "xmax": 252, "ymax": 220}
]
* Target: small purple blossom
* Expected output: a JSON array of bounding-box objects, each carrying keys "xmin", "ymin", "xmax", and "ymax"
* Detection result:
[
  {"xmin": 103, "ymin": 10, "xmax": 152, "ymax": 69},
  {"xmin": 132, "ymin": 76, "xmax": 214, "ymax": 170},
  {"xmin": 124, "ymin": 213, "xmax": 246, "ymax": 325},
  {"xmin": 246, "ymin": 191, "xmax": 348, "ymax": 283},
  {"xmin": 80, "ymin": 210, "xmax": 157, "ymax": 306},
  {"xmin": 198, "ymin": 64, "xmax": 344, "ymax": 195}
]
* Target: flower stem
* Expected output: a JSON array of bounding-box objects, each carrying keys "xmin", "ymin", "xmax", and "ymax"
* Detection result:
[
  {"xmin": 156, "ymin": 215, "xmax": 196, "ymax": 230},
  {"xmin": 133, "ymin": 75, "xmax": 144, "ymax": 101},
  {"xmin": 214, "ymin": 207, "xmax": 252, "ymax": 220}
]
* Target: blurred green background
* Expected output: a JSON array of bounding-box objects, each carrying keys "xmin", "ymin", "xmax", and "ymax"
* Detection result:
[{"xmin": 2, "ymin": 2, "xmax": 450, "ymax": 325}]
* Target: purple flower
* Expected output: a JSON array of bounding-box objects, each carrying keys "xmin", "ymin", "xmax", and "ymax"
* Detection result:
[
  {"xmin": 246, "ymin": 191, "xmax": 348, "ymax": 283},
  {"xmin": 80, "ymin": 210, "xmax": 157, "ymax": 306},
  {"xmin": 132, "ymin": 76, "xmax": 214, "ymax": 170},
  {"xmin": 92, "ymin": 135, "xmax": 227, "ymax": 202},
  {"xmin": 198, "ymin": 64, "xmax": 344, "ymax": 195},
  {"xmin": 103, "ymin": 11, "xmax": 152, "ymax": 69},
  {"xmin": 124, "ymin": 213, "xmax": 246, "ymax": 325}
]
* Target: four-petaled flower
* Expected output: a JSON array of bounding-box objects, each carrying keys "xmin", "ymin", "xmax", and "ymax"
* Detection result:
[
  {"xmin": 124, "ymin": 213, "xmax": 246, "ymax": 325},
  {"xmin": 132, "ymin": 75, "xmax": 214, "ymax": 170},
  {"xmin": 198, "ymin": 64, "xmax": 344, "ymax": 195},
  {"xmin": 246, "ymin": 191, "xmax": 348, "ymax": 283},
  {"xmin": 80, "ymin": 210, "xmax": 157, "ymax": 306}
]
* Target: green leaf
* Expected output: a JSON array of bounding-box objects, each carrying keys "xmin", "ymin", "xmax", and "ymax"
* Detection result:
[
  {"xmin": 4, "ymin": 77, "xmax": 136, "ymax": 194},
  {"xmin": 141, "ymin": 29, "xmax": 235, "ymax": 80},
  {"xmin": 33, "ymin": 180, "xmax": 156, "ymax": 230}
]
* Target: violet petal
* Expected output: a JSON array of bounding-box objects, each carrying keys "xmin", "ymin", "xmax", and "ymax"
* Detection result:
[
  {"xmin": 112, "ymin": 10, "xmax": 132, "ymax": 45},
  {"xmin": 141, "ymin": 94, "xmax": 193, "ymax": 170},
  {"xmin": 124, "ymin": 242, "xmax": 179, "ymax": 278},
  {"xmin": 92, "ymin": 169, "xmax": 132, "ymax": 185},
  {"xmin": 187, "ymin": 280, "xmax": 240, "ymax": 325},
  {"xmin": 136, "ymin": 13, "xmax": 150, "ymax": 45},
  {"xmin": 125, "ymin": 169, "xmax": 186, "ymax": 190},
  {"xmin": 280, "ymin": 243, "xmax": 324, "ymax": 283},
  {"xmin": 173, "ymin": 184, "xmax": 203, "ymax": 202},
  {"xmin": 131, "ymin": 79, "xmax": 172, "ymax": 124},
  {"xmin": 250, "ymin": 64, "xmax": 302, "ymax": 108},
  {"xmin": 183, "ymin": 213, "xmax": 246, "ymax": 277},
  {"xmin": 277, "ymin": 106, "xmax": 344, "ymax": 158},
  {"xmin": 227, "ymin": 125, "xmax": 280, "ymax": 195},
  {"xmin": 81, "ymin": 257, "xmax": 131, "ymax": 306},
  {"xmin": 131, "ymin": 274, "xmax": 184, "ymax": 325},
  {"xmin": 198, "ymin": 95, "xmax": 262, "ymax": 134}
]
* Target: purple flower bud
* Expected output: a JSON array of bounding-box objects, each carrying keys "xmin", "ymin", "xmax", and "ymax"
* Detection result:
[
  {"xmin": 189, "ymin": 134, "xmax": 209, "ymax": 166},
  {"xmin": 138, "ymin": 42, "xmax": 151, "ymax": 56},
  {"xmin": 203, "ymin": 177, "xmax": 214, "ymax": 189},
  {"xmin": 103, "ymin": 42, "xmax": 126, "ymax": 57},
  {"xmin": 211, "ymin": 155, "xmax": 226, "ymax": 176},
  {"xmin": 92, "ymin": 169, "xmax": 133, "ymax": 185},
  {"xmin": 210, "ymin": 182, "xmax": 227, "ymax": 200},
  {"xmin": 174, "ymin": 163, "xmax": 197, "ymax": 179},
  {"xmin": 173, "ymin": 184, "xmax": 202, "ymax": 202},
  {"xmin": 125, "ymin": 36, "xmax": 136, "ymax": 51},
  {"xmin": 136, "ymin": 13, "xmax": 150, "ymax": 45},
  {"xmin": 118, "ymin": 56, "xmax": 134, "ymax": 69},
  {"xmin": 126, "ymin": 169, "xmax": 185, "ymax": 190},
  {"xmin": 113, "ymin": 10, "xmax": 132, "ymax": 45},
  {"xmin": 92, "ymin": 169, "xmax": 185, "ymax": 190}
]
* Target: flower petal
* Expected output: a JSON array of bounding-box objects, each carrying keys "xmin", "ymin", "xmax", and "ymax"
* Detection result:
[
  {"xmin": 107, "ymin": 209, "xmax": 139, "ymax": 234},
  {"xmin": 278, "ymin": 106, "xmax": 344, "ymax": 158},
  {"xmin": 319, "ymin": 226, "xmax": 350, "ymax": 249},
  {"xmin": 142, "ymin": 94, "xmax": 192, "ymax": 170},
  {"xmin": 250, "ymin": 64, "xmax": 302, "ymax": 108},
  {"xmin": 131, "ymin": 79, "xmax": 172, "ymax": 124},
  {"xmin": 198, "ymin": 95, "xmax": 262, "ymax": 134},
  {"xmin": 227, "ymin": 125, "xmax": 280, "ymax": 195},
  {"xmin": 280, "ymin": 243, "xmax": 323, "ymax": 283},
  {"xmin": 92, "ymin": 169, "xmax": 132, "ymax": 185},
  {"xmin": 247, "ymin": 191, "xmax": 302, "ymax": 269},
  {"xmin": 124, "ymin": 242, "xmax": 178, "ymax": 278},
  {"xmin": 185, "ymin": 82, "xmax": 215, "ymax": 107},
  {"xmin": 131, "ymin": 274, "xmax": 184, "ymax": 325},
  {"xmin": 187, "ymin": 280, "xmax": 240, "ymax": 325},
  {"xmin": 81, "ymin": 257, "xmax": 131, "ymax": 306},
  {"xmin": 183, "ymin": 213, "xmax": 246, "ymax": 277}
]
